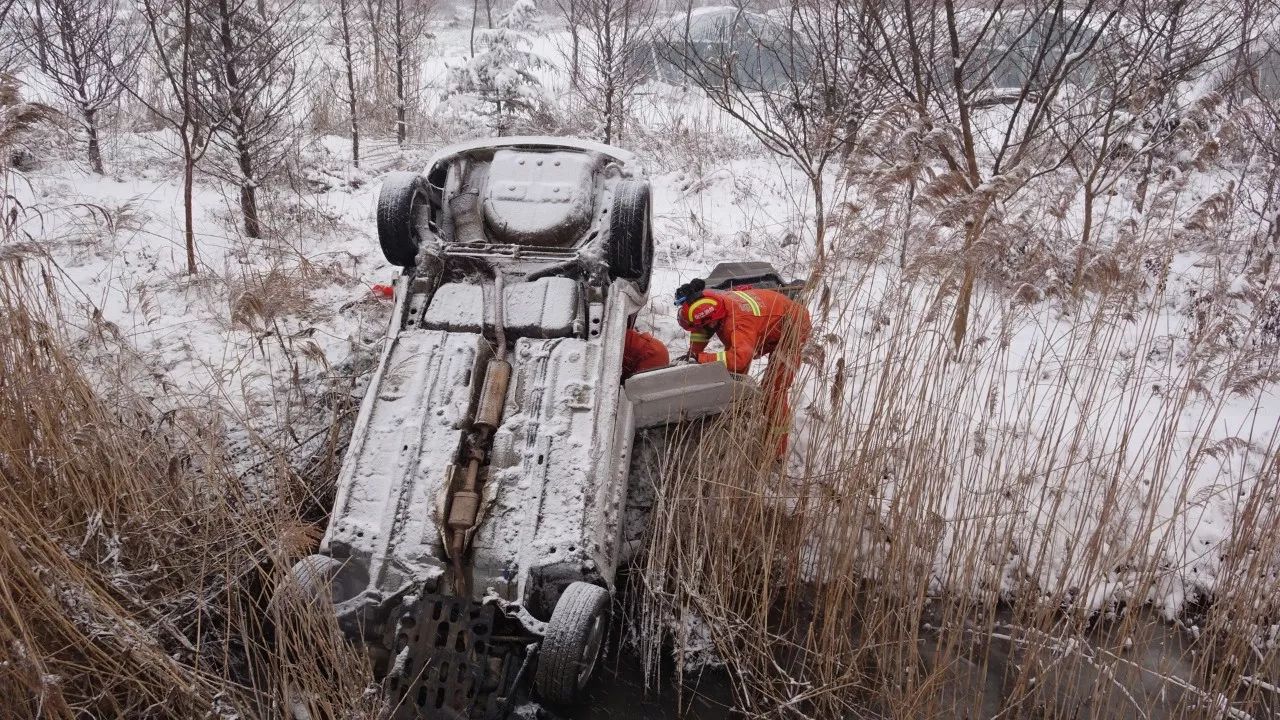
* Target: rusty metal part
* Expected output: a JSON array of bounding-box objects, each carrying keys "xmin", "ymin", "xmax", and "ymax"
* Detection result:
[
  {"xmin": 492, "ymin": 271, "xmax": 507, "ymax": 360},
  {"xmin": 447, "ymin": 488, "xmax": 481, "ymax": 532},
  {"xmin": 446, "ymin": 458, "xmax": 481, "ymax": 558},
  {"xmin": 449, "ymin": 159, "xmax": 487, "ymax": 245},
  {"xmin": 474, "ymin": 360, "xmax": 511, "ymax": 430}
]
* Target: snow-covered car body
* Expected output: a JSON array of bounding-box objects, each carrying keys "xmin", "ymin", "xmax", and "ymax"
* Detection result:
[{"xmin": 304, "ymin": 137, "xmax": 661, "ymax": 718}]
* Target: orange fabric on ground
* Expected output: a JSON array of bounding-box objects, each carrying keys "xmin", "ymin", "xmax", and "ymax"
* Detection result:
[
  {"xmin": 685, "ymin": 289, "xmax": 811, "ymax": 457},
  {"xmin": 622, "ymin": 329, "xmax": 670, "ymax": 379}
]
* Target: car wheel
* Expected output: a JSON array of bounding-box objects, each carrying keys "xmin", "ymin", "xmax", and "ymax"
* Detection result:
[
  {"xmin": 274, "ymin": 554, "xmax": 343, "ymax": 610},
  {"xmin": 377, "ymin": 171, "xmax": 429, "ymax": 267},
  {"xmin": 535, "ymin": 581, "xmax": 611, "ymax": 705},
  {"xmin": 606, "ymin": 180, "xmax": 653, "ymax": 289}
]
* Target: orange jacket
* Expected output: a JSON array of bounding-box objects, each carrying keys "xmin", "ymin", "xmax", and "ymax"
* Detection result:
[
  {"xmin": 622, "ymin": 329, "xmax": 670, "ymax": 379},
  {"xmin": 688, "ymin": 289, "xmax": 810, "ymax": 373}
]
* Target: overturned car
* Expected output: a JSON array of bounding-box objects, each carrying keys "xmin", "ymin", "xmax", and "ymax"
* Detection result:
[{"xmin": 286, "ymin": 137, "xmax": 748, "ymax": 718}]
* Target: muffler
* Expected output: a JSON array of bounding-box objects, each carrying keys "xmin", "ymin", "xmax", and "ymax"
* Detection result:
[{"xmin": 474, "ymin": 359, "xmax": 511, "ymax": 430}]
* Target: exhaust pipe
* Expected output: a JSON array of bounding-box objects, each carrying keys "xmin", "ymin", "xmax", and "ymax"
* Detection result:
[{"xmin": 444, "ymin": 271, "xmax": 512, "ymax": 573}]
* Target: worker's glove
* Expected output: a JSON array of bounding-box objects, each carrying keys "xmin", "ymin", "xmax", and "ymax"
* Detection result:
[{"xmin": 671, "ymin": 355, "xmax": 698, "ymax": 367}]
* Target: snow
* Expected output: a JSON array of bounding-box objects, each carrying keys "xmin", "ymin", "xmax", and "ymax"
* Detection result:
[{"xmin": 421, "ymin": 277, "xmax": 579, "ymax": 336}]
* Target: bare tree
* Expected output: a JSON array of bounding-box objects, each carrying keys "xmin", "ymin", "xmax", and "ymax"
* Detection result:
[
  {"xmin": 28, "ymin": 0, "xmax": 50, "ymax": 71},
  {"xmin": 553, "ymin": 0, "xmax": 584, "ymax": 88},
  {"xmin": 1050, "ymin": 2, "xmax": 1240, "ymax": 296},
  {"xmin": 362, "ymin": 0, "xmax": 384, "ymax": 86},
  {"xmin": 665, "ymin": 0, "xmax": 881, "ymax": 269},
  {"xmin": 0, "ymin": 0, "xmax": 23, "ymax": 75},
  {"xmin": 377, "ymin": 0, "xmax": 433, "ymax": 146},
  {"xmin": 576, "ymin": 0, "xmax": 655, "ymax": 143},
  {"xmin": 22, "ymin": 0, "xmax": 136, "ymax": 174},
  {"xmin": 1235, "ymin": 16, "xmax": 1280, "ymax": 281},
  {"xmin": 335, "ymin": 0, "xmax": 362, "ymax": 166},
  {"xmin": 860, "ymin": 0, "xmax": 1250, "ymax": 346},
  {"xmin": 131, "ymin": 0, "xmax": 220, "ymax": 274},
  {"xmin": 192, "ymin": 0, "xmax": 309, "ymax": 239}
]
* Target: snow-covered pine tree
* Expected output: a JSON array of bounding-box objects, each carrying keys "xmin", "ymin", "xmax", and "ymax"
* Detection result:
[{"xmin": 445, "ymin": 0, "xmax": 548, "ymax": 136}]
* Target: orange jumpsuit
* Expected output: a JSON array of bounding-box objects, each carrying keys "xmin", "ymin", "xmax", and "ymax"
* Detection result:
[
  {"xmin": 687, "ymin": 289, "xmax": 811, "ymax": 456},
  {"xmin": 622, "ymin": 328, "xmax": 670, "ymax": 379}
]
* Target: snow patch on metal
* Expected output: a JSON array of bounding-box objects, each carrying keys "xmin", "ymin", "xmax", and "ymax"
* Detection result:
[
  {"xmin": 482, "ymin": 150, "xmax": 596, "ymax": 246},
  {"xmin": 421, "ymin": 276, "xmax": 580, "ymax": 338},
  {"xmin": 322, "ymin": 329, "xmax": 488, "ymax": 590}
]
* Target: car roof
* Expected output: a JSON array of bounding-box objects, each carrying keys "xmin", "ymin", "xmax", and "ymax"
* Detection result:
[{"xmin": 426, "ymin": 136, "xmax": 636, "ymax": 170}]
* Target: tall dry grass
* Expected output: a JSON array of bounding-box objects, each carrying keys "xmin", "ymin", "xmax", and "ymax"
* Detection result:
[
  {"xmin": 0, "ymin": 254, "xmax": 382, "ymax": 719},
  {"xmin": 637, "ymin": 233, "xmax": 1280, "ymax": 716}
]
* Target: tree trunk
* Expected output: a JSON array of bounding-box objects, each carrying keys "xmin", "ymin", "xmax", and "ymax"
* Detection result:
[
  {"xmin": 392, "ymin": 0, "xmax": 408, "ymax": 146},
  {"xmin": 811, "ymin": 171, "xmax": 826, "ymax": 270},
  {"xmin": 239, "ymin": 176, "xmax": 261, "ymax": 238},
  {"xmin": 365, "ymin": 0, "xmax": 383, "ymax": 92},
  {"xmin": 944, "ymin": 0, "xmax": 983, "ymax": 350},
  {"xmin": 340, "ymin": 0, "xmax": 360, "ymax": 166},
  {"xmin": 950, "ymin": 213, "xmax": 987, "ymax": 351},
  {"xmin": 32, "ymin": 0, "xmax": 50, "ymax": 71},
  {"xmin": 1073, "ymin": 183, "xmax": 1096, "ymax": 297},
  {"xmin": 569, "ymin": 23, "xmax": 580, "ymax": 88},
  {"xmin": 84, "ymin": 107, "xmax": 104, "ymax": 174},
  {"xmin": 215, "ymin": 0, "xmax": 260, "ymax": 238},
  {"xmin": 1134, "ymin": 153, "xmax": 1154, "ymax": 215},
  {"xmin": 183, "ymin": 152, "xmax": 197, "ymax": 274},
  {"xmin": 395, "ymin": 40, "xmax": 406, "ymax": 146},
  {"xmin": 470, "ymin": 0, "xmax": 478, "ymax": 57},
  {"xmin": 901, "ymin": 180, "xmax": 915, "ymax": 270},
  {"xmin": 603, "ymin": 85, "xmax": 613, "ymax": 143},
  {"xmin": 484, "ymin": 0, "xmax": 493, "ymax": 27},
  {"xmin": 351, "ymin": 98, "xmax": 362, "ymax": 167}
]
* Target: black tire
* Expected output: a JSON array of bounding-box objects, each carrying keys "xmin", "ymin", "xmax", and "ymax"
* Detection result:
[
  {"xmin": 377, "ymin": 171, "xmax": 429, "ymax": 267},
  {"xmin": 535, "ymin": 581, "xmax": 611, "ymax": 705},
  {"xmin": 606, "ymin": 180, "xmax": 653, "ymax": 288}
]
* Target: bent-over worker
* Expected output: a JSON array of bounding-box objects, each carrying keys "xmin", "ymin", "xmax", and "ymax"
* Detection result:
[{"xmin": 674, "ymin": 278, "xmax": 811, "ymax": 457}]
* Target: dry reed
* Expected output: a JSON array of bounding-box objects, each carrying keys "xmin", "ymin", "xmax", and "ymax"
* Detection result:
[
  {"xmin": 637, "ymin": 231, "xmax": 1280, "ymax": 718},
  {"xmin": 0, "ymin": 254, "xmax": 383, "ymax": 719}
]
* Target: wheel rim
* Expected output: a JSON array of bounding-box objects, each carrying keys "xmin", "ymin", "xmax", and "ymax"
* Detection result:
[{"xmin": 576, "ymin": 613, "xmax": 605, "ymax": 689}]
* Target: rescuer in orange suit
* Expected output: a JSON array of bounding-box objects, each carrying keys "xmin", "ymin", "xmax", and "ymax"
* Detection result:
[
  {"xmin": 674, "ymin": 277, "xmax": 811, "ymax": 457},
  {"xmin": 622, "ymin": 327, "xmax": 670, "ymax": 379}
]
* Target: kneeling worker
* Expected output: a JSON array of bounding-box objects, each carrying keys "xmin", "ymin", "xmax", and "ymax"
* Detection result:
[{"xmin": 674, "ymin": 277, "xmax": 811, "ymax": 457}]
